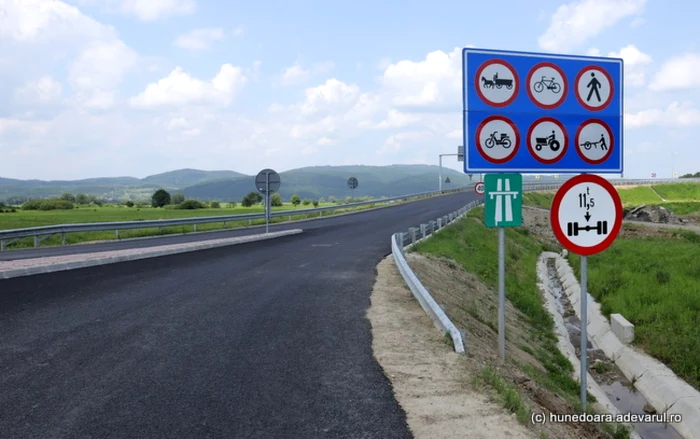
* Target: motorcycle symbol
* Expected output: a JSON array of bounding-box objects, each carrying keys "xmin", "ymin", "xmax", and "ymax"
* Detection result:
[
  {"xmin": 535, "ymin": 131, "xmax": 561, "ymax": 152},
  {"xmin": 533, "ymin": 76, "xmax": 561, "ymax": 94},
  {"xmin": 485, "ymin": 131, "xmax": 512, "ymax": 149}
]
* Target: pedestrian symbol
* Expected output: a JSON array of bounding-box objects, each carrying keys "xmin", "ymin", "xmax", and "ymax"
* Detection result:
[
  {"xmin": 586, "ymin": 72, "xmax": 602, "ymax": 103},
  {"xmin": 575, "ymin": 66, "xmax": 613, "ymax": 111},
  {"xmin": 484, "ymin": 173, "xmax": 522, "ymax": 228}
]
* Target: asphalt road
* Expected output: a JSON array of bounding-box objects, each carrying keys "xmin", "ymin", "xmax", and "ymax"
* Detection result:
[
  {"xmin": 0, "ymin": 190, "xmax": 480, "ymax": 438},
  {"xmin": 1, "ymin": 194, "xmax": 464, "ymax": 261}
]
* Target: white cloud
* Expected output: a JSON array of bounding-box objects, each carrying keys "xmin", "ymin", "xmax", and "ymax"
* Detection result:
[
  {"xmin": 586, "ymin": 48, "xmax": 601, "ymax": 56},
  {"xmin": 299, "ymin": 79, "xmax": 361, "ymax": 116},
  {"xmin": 280, "ymin": 61, "xmax": 335, "ymax": 86},
  {"xmin": 281, "ymin": 64, "xmax": 310, "ymax": 86},
  {"xmin": 69, "ymin": 39, "xmax": 139, "ymax": 108},
  {"xmin": 129, "ymin": 64, "xmax": 247, "ymax": 108},
  {"xmin": 376, "ymin": 109, "xmax": 421, "ymax": 129},
  {"xmin": 378, "ymin": 131, "xmax": 433, "ymax": 155},
  {"xmin": 609, "ymin": 45, "xmax": 652, "ymax": 87},
  {"xmin": 648, "ymin": 53, "xmax": 700, "ymax": 92},
  {"xmin": 173, "ymin": 28, "xmax": 224, "ymax": 50},
  {"xmin": 381, "ymin": 47, "xmax": 461, "ymax": 108},
  {"xmin": 112, "ymin": 0, "xmax": 196, "ymax": 21},
  {"xmin": 232, "ymin": 25, "xmax": 244, "ymax": 36},
  {"xmin": 15, "ymin": 76, "xmax": 63, "ymax": 103},
  {"xmin": 538, "ymin": 0, "xmax": 646, "ymax": 52},
  {"xmin": 317, "ymin": 137, "xmax": 333, "ymax": 145},
  {"xmin": 626, "ymin": 102, "xmax": 700, "ymax": 128}
]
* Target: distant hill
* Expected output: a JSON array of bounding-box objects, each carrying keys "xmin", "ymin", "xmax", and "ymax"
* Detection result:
[
  {"xmin": 183, "ymin": 165, "xmax": 479, "ymax": 201},
  {"xmin": 0, "ymin": 165, "xmax": 565, "ymax": 203},
  {"xmin": 142, "ymin": 169, "xmax": 246, "ymax": 187}
]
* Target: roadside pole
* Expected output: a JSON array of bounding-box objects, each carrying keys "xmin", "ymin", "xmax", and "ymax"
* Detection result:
[
  {"xmin": 484, "ymin": 173, "xmax": 522, "ymax": 363},
  {"xmin": 580, "ymin": 255, "xmax": 588, "ymax": 409},
  {"xmin": 255, "ymin": 168, "xmax": 281, "ymax": 236},
  {"xmin": 265, "ymin": 172, "xmax": 270, "ymax": 234},
  {"xmin": 498, "ymin": 226, "xmax": 505, "ymax": 361}
]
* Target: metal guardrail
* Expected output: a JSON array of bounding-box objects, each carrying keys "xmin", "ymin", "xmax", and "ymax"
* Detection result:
[
  {"xmin": 390, "ymin": 199, "xmax": 483, "ymax": 354},
  {"xmin": 0, "ymin": 187, "xmax": 466, "ymax": 250}
]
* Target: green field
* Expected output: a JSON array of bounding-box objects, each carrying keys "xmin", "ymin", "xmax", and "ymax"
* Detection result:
[
  {"xmin": 568, "ymin": 230, "xmax": 700, "ymax": 390},
  {"xmin": 0, "ymin": 202, "xmax": 387, "ymax": 249},
  {"xmin": 523, "ymin": 183, "xmax": 700, "ymax": 215}
]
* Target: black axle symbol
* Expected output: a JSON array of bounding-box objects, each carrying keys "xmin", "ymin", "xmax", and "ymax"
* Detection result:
[{"xmin": 567, "ymin": 220, "xmax": 608, "ymax": 237}]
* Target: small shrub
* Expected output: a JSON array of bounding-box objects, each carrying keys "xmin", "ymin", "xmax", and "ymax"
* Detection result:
[
  {"xmin": 125, "ymin": 201, "xmax": 135, "ymax": 207},
  {"xmin": 21, "ymin": 199, "xmax": 75, "ymax": 211},
  {"xmin": 312, "ymin": 200, "xmax": 319, "ymax": 207},
  {"xmin": 302, "ymin": 199, "xmax": 311, "ymax": 206},
  {"xmin": 228, "ymin": 202, "xmax": 237, "ymax": 208},
  {"xmin": 179, "ymin": 199, "xmax": 205, "ymax": 209},
  {"xmin": 210, "ymin": 201, "xmax": 221, "ymax": 208}
]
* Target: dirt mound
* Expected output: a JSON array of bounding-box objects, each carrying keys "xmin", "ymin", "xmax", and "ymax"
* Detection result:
[{"xmin": 624, "ymin": 204, "xmax": 685, "ymax": 224}]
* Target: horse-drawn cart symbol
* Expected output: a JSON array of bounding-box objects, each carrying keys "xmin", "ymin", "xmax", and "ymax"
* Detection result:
[
  {"xmin": 481, "ymin": 72, "xmax": 514, "ymax": 90},
  {"xmin": 533, "ymin": 76, "xmax": 561, "ymax": 94},
  {"xmin": 535, "ymin": 131, "xmax": 561, "ymax": 152},
  {"xmin": 484, "ymin": 131, "xmax": 512, "ymax": 149},
  {"xmin": 580, "ymin": 134, "xmax": 608, "ymax": 151}
]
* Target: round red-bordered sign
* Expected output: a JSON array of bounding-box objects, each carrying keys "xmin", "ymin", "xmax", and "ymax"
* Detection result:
[
  {"xmin": 474, "ymin": 59, "xmax": 520, "ymax": 108},
  {"xmin": 474, "ymin": 115, "xmax": 520, "ymax": 164},
  {"xmin": 526, "ymin": 62, "xmax": 568, "ymax": 110},
  {"xmin": 474, "ymin": 181, "xmax": 485, "ymax": 195},
  {"xmin": 526, "ymin": 117, "xmax": 568, "ymax": 164},
  {"xmin": 550, "ymin": 174, "xmax": 622, "ymax": 256},
  {"xmin": 575, "ymin": 119, "xmax": 614, "ymax": 165},
  {"xmin": 574, "ymin": 66, "xmax": 614, "ymax": 111}
]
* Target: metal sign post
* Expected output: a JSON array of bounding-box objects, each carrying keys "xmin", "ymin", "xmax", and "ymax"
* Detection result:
[
  {"xmin": 255, "ymin": 168, "xmax": 281, "ymax": 234},
  {"xmin": 483, "ymin": 173, "xmax": 522, "ymax": 363},
  {"xmin": 550, "ymin": 174, "xmax": 623, "ymax": 411}
]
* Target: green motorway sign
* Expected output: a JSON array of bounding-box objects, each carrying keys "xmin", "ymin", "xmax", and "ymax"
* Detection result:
[{"xmin": 484, "ymin": 174, "xmax": 522, "ymax": 228}]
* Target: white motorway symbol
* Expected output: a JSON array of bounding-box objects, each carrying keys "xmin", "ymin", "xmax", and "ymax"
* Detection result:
[
  {"xmin": 490, "ymin": 177, "xmax": 518, "ymax": 224},
  {"xmin": 556, "ymin": 182, "xmax": 617, "ymax": 249},
  {"xmin": 476, "ymin": 61, "xmax": 518, "ymax": 106}
]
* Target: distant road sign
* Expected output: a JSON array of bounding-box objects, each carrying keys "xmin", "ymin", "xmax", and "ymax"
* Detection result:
[
  {"xmin": 255, "ymin": 169, "xmax": 281, "ymax": 194},
  {"xmin": 550, "ymin": 174, "xmax": 622, "ymax": 256},
  {"xmin": 462, "ymin": 48, "xmax": 623, "ymax": 174},
  {"xmin": 347, "ymin": 177, "xmax": 359, "ymax": 189},
  {"xmin": 651, "ymin": 172, "xmax": 656, "ymax": 178},
  {"xmin": 458, "ymin": 145, "xmax": 464, "ymax": 162},
  {"xmin": 474, "ymin": 181, "xmax": 485, "ymax": 195},
  {"xmin": 484, "ymin": 174, "xmax": 522, "ymax": 228}
]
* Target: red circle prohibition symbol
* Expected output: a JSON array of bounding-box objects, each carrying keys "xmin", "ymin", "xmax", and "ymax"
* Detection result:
[
  {"xmin": 526, "ymin": 62, "xmax": 568, "ymax": 110},
  {"xmin": 574, "ymin": 66, "xmax": 614, "ymax": 111},
  {"xmin": 474, "ymin": 182, "xmax": 485, "ymax": 194},
  {"xmin": 474, "ymin": 59, "xmax": 520, "ymax": 108},
  {"xmin": 575, "ymin": 119, "xmax": 614, "ymax": 165},
  {"xmin": 526, "ymin": 117, "xmax": 568, "ymax": 164},
  {"xmin": 550, "ymin": 174, "xmax": 623, "ymax": 256},
  {"xmin": 474, "ymin": 115, "xmax": 520, "ymax": 164}
]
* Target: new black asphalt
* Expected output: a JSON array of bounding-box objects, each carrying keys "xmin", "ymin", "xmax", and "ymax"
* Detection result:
[{"xmin": 0, "ymin": 190, "xmax": 479, "ymax": 438}]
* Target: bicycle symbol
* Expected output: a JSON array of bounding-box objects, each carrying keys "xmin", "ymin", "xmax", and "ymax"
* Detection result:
[
  {"xmin": 533, "ymin": 76, "xmax": 561, "ymax": 94},
  {"xmin": 484, "ymin": 131, "xmax": 512, "ymax": 149}
]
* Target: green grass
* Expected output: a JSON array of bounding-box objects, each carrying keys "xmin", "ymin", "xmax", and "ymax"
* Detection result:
[
  {"xmin": 568, "ymin": 234, "xmax": 700, "ymax": 390},
  {"xmin": 522, "ymin": 192, "xmax": 554, "ymax": 208},
  {"xmin": 473, "ymin": 363, "xmax": 531, "ymax": 424},
  {"xmin": 659, "ymin": 202, "xmax": 700, "ymax": 215},
  {"xmin": 616, "ymin": 186, "xmax": 663, "ymax": 205},
  {"xmin": 653, "ymin": 183, "xmax": 700, "ymax": 201},
  {"xmin": 0, "ymin": 202, "xmax": 387, "ymax": 249},
  {"xmin": 411, "ymin": 206, "xmax": 593, "ymax": 410}
]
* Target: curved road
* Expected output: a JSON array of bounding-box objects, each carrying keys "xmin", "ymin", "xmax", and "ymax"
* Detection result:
[{"xmin": 0, "ymin": 190, "xmax": 479, "ymax": 438}]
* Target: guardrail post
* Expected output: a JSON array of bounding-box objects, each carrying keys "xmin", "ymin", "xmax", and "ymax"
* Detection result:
[
  {"xmin": 288, "ymin": 215, "xmax": 292, "ymax": 221},
  {"xmin": 61, "ymin": 233, "xmax": 66, "ymax": 246},
  {"xmin": 410, "ymin": 227, "xmax": 417, "ymax": 244},
  {"xmin": 420, "ymin": 223, "xmax": 427, "ymax": 237},
  {"xmin": 249, "ymin": 219, "xmax": 252, "ymax": 226},
  {"xmin": 437, "ymin": 218, "xmax": 442, "ymax": 229},
  {"xmin": 115, "ymin": 230, "xmax": 120, "ymax": 239},
  {"xmin": 34, "ymin": 236, "xmax": 39, "ymax": 248},
  {"xmin": 1, "ymin": 240, "xmax": 5, "ymax": 251},
  {"xmin": 194, "ymin": 224, "xmax": 197, "ymax": 232}
]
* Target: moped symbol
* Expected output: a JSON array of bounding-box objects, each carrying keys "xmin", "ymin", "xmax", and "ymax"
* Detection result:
[{"xmin": 485, "ymin": 131, "xmax": 512, "ymax": 149}]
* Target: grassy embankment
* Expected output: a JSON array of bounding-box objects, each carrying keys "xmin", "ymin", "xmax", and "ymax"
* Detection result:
[
  {"xmin": 0, "ymin": 201, "xmax": 397, "ymax": 249},
  {"xmin": 410, "ymin": 207, "xmax": 632, "ymax": 438},
  {"xmin": 522, "ymin": 183, "xmax": 700, "ymax": 390}
]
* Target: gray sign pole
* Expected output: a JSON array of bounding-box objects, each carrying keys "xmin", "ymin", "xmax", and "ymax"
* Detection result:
[
  {"xmin": 498, "ymin": 227, "xmax": 506, "ymax": 362},
  {"xmin": 265, "ymin": 172, "xmax": 270, "ymax": 234},
  {"xmin": 580, "ymin": 255, "xmax": 588, "ymax": 410}
]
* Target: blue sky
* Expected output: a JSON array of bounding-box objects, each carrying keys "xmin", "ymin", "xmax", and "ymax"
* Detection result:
[{"xmin": 0, "ymin": 0, "xmax": 698, "ymax": 180}]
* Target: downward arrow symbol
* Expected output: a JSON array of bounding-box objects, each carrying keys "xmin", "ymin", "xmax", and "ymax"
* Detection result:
[{"xmin": 584, "ymin": 212, "xmax": 591, "ymax": 222}]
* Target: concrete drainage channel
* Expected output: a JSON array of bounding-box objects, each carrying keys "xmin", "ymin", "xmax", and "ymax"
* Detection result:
[{"xmin": 538, "ymin": 252, "xmax": 700, "ymax": 439}]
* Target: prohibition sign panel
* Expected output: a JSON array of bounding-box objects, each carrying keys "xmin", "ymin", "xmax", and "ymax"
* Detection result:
[
  {"xmin": 575, "ymin": 119, "xmax": 614, "ymax": 165},
  {"xmin": 462, "ymin": 48, "xmax": 623, "ymax": 174},
  {"xmin": 475, "ymin": 181, "xmax": 485, "ymax": 194},
  {"xmin": 550, "ymin": 174, "xmax": 623, "ymax": 256}
]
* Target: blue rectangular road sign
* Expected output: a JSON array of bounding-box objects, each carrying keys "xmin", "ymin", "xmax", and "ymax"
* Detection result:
[{"xmin": 463, "ymin": 48, "xmax": 623, "ymax": 174}]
